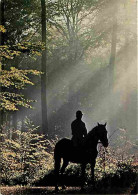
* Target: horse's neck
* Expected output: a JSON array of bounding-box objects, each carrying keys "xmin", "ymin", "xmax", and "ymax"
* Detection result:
[
  {"xmin": 85, "ymin": 130, "xmax": 99, "ymax": 150},
  {"xmin": 90, "ymin": 132, "xmax": 99, "ymax": 147}
]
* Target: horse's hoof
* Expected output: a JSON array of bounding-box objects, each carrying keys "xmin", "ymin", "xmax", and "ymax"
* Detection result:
[
  {"xmin": 55, "ymin": 186, "xmax": 59, "ymax": 193},
  {"xmin": 81, "ymin": 186, "xmax": 85, "ymax": 192},
  {"xmin": 62, "ymin": 185, "xmax": 66, "ymax": 190},
  {"xmin": 93, "ymin": 185, "xmax": 96, "ymax": 191},
  {"xmin": 90, "ymin": 183, "xmax": 96, "ymax": 191}
]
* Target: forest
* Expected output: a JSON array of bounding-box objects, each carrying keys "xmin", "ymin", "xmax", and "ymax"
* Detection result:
[{"xmin": 0, "ymin": 0, "xmax": 137, "ymax": 194}]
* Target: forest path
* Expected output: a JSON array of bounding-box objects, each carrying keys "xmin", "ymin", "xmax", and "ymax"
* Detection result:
[{"xmin": 0, "ymin": 184, "xmax": 136, "ymax": 195}]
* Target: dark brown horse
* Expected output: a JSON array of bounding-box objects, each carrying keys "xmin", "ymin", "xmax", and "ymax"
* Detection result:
[{"xmin": 54, "ymin": 123, "xmax": 108, "ymax": 191}]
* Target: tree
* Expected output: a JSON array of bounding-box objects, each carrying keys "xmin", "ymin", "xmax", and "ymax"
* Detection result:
[
  {"xmin": 45, "ymin": 0, "xmax": 112, "ymax": 136},
  {"xmin": 107, "ymin": 0, "xmax": 136, "ymax": 133},
  {"xmin": 0, "ymin": 118, "xmax": 53, "ymax": 184},
  {"xmin": 0, "ymin": 0, "xmax": 49, "ymax": 133},
  {"xmin": 0, "ymin": 27, "xmax": 43, "ymax": 131},
  {"xmin": 109, "ymin": 2, "xmax": 117, "ymax": 85},
  {"xmin": 3, "ymin": 0, "xmax": 41, "ymax": 45},
  {"xmin": 103, "ymin": 0, "xmax": 117, "ymax": 132},
  {"xmin": 0, "ymin": 0, "xmax": 5, "ymax": 128},
  {"xmin": 47, "ymin": 0, "xmax": 109, "ymax": 64},
  {"xmin": 0, "ymin": 0, "xmax": 4, "ymax": 45},
  {"xmin": 41, "ymin": 0, "xmax": 48, "ymax": 135}
]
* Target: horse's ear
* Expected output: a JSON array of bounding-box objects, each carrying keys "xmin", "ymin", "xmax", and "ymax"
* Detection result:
[
  {"xmin": 97, "ymin": 122, "xmax": 100, "ymax": 126},
  {"xmin": 104, "ymin": 122, "xmax": 107, "ymax": 127}
]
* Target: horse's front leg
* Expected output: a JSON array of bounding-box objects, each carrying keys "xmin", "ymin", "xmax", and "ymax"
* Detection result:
[
  {"xmin": 81, "ymin": 163, "xmax": 86, "ymax": 190},
  {"xmin": 91, "ymin": 161, "xmax": 96, "ymax": 188},
  {"xmin": 91, "ymin": 164, "xmax": 94, "ymax": 183}
]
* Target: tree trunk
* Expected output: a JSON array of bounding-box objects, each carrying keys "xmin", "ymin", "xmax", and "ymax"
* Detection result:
[
  {"xmin": 0, "ymin": 0, "xmax": 5, "ymax": 129},
  {"xmin": 13, "ymin": 112, "xmax": 17, "ymax": 129},
  {"xmin": 0, "ymin": 1, "xmax": 5, "ymax": 188},
  {"xmin": 122, "ymin": 0, "xmax": 137, "ymax": 135},
  {"xmin": 0, "ymin": 0, "xmax": 4, "ymax": 45},
  {"xmin": 41, "ymin": 0, "xmax": 48, "ymax": 135},
  {"xmin": 108, "ymin": 3, "xmax": 117, "ymax": 132},
  {"xmin": 109, "ymin": 13, "xmax": 117, "ymax": 85},
  {"xmin": 121, "ymin": 0, "xmax": 130, "ymax": 128}
]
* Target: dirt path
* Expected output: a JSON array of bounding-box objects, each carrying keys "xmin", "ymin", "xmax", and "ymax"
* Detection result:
[
  {"xmin": 0, "ymin": 185, "xmax": 136, "ymax": 195},
  {"xmin": 1, "ymin": 186, "xmax": 80, "ymax": 195}
]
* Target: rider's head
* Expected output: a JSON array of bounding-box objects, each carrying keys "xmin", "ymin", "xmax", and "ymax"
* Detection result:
[{"xmin": 76, "ymin": 110, "xmax": 83, "ymax": 120}]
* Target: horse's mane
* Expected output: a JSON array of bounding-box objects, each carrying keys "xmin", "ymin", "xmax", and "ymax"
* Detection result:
[{"xmin": 87, "ymin": 125, "xmax": 98, "ymax": 138}]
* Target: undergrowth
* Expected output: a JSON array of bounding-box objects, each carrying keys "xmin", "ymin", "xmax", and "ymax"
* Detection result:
[{"xmin": 0, "ymin": 121, "xmax": 137, "ymax": 194}]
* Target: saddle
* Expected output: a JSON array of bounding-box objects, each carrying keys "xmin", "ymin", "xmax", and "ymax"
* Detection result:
[{"xmin": 71, "ymin": 138, "xmax": 84, "ymax": 151}]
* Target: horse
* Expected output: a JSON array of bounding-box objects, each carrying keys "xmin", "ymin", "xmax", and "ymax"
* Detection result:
[{"xmin": 54, "ymin": 123, "xmax": 108, "ymax": 191}]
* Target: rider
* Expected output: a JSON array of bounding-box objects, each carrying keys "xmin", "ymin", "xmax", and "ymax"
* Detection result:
[{"xmin": 71, "ymin": 110, "xmax": 87, "ymax": 147}]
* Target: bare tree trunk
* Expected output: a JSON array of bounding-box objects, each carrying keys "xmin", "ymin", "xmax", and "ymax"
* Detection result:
[
  {"xmin": 121, "ymin": 1, "xmax": 130, "ymax": 128},
  {"xmin": 108, "ymin": 3, "xmax": 117, "ymax": 131},
  {"xmin": 109, "ymin": 11, "xmax": 117, "ymax": 86},
  {"xmin": 41, "ymin": 0, "xmax": 48, "ymax": 135},
  {"xmin": 13, "ymin": 112, "xmax": 17, "ymax": 129},
  {"xmin": 122, "ymin": 0, "xmax": 137, "ymax": 135}
]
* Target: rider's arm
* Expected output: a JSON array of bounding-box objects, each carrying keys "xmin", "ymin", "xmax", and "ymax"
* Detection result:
[
  {"xmin": 71, "ymin": 122, "xmax": 75, "ymax": 136},
  {"xmin": 83, "ymin": 123, "xmax": 87, "ymax": 137}
]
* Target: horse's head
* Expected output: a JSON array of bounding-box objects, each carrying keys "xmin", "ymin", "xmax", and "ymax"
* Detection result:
[{"xmin": 97, "ymin": 123, "xmax": 108, "ymax": 147}]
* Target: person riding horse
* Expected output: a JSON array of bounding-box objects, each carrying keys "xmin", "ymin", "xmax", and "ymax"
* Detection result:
[
  {"xmin": 71, "ymin": 110, "xmax": 87, "ymax": 147},
  {"xmin": 54, "ymin": 122, "xmax": 108, "ymax": 191}
]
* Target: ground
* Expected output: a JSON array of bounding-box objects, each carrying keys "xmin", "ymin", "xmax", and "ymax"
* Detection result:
[{"xmin": 0, "ymin": 184, "xmax": 137, "ymax": 195}]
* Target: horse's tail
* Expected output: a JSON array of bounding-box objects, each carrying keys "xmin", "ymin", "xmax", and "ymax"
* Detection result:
[
  {"xmin": 54, "ymin": 142, "xmax": 61, "ymax": 190},
  {"xmin": 54, "ymin": 142, "xmax": 61, "ymax": 174}
]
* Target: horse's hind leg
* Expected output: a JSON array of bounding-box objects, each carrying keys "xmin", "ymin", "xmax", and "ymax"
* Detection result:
[
  {"xmin": 54, "ymin": 157, "xmax": 61, "ymax": 192},
  {"xmin": 60, "ymin": 160, "xmax": 68, "ymax": 189},
  {"xmin": 81, "ymin": 163, "xmax": 86, "ymax": 190},
  {"xmin": 91, "ymin": 165, "xmax": 94, "ymax": 183}
]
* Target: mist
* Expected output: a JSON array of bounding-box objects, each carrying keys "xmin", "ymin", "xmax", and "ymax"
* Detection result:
[{"xmin": 6, "ymin": 0, "xmax": 137, "ymax": 142}]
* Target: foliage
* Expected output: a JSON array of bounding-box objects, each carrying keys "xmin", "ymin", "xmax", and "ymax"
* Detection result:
[
  {"xmin": 0, "ymin": 68, "xmax": 40, "ymax": 111},
  {"xmin": 92, "ymin": 128, "xmax": 137, "ymax": 181},
  {"xmin": 3, "ymin": 0, "xmax": 41, "ymax": 44},
  {"xmin": 0, "ymin": 1, "xmax": 137, "ymax": 191},
  {"xmin": 47, "ymin": 0, "xmax": 110, "ymax": 63},
  {"xmin": 0, "ymin": 118, "xmax": 54, "ymax": 185},
  {"xmin": 0, "ymin": 42, "xmax": 44, "ymax": 61},
  {"xmin": 0, "ymin": 25, "xmax": 6, "ymax": 33},
  {"xmin": 0, "ymin": 26, "xmax": 43, "ymax": 111},
  {"xmin": 0, "ymin": 124, "xmax": 137, "ymax": 189}
]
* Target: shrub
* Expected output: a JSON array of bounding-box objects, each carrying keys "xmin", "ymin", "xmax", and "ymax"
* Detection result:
[{"xmin": 0, "ymin": 118, "xmax": 54, "ymax": 185}]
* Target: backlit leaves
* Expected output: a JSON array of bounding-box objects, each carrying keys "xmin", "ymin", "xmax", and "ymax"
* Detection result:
[
  {"xmin": 0, "ymin": 26, "xmax": 42, "ymax": 111},
  {"xmin": 0, "ymin": 67, "xmax": 40, "ymax": 89},
  {"xmin": 0, "ymin": 92, "xmax": 34, "ymax": 111},
  {"xmin": 0, "ymin": 25, "xmax": 6, "ymax": 33},
  {"xmin": 0, "ymin": 67, "xmax": 41, "ymax": 111},
  {"xmin": 0, "ymin": 119, "xmax": 54, "ymax": 184}
]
